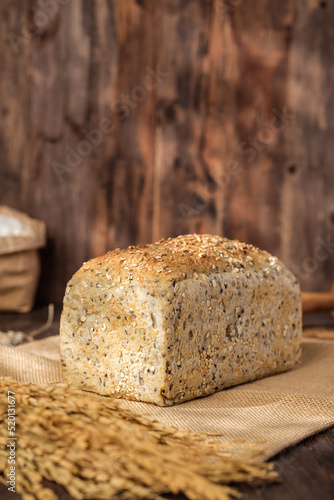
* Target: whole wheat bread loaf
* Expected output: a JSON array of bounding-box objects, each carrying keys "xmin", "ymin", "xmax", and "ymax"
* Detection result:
[{"xmin": 60, "ymin": 234, "xmax": 302, "ymax": 406}]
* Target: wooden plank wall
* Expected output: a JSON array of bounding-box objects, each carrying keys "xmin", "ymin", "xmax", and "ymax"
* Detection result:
[{"xmin": 0, "ymin": 0, "xmax": 333, "ymax": 303}]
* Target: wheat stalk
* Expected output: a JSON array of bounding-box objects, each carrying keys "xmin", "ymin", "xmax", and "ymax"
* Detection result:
[{"xmin": 0, "ymin": 378, "xmax": 278, "ymax": 500}]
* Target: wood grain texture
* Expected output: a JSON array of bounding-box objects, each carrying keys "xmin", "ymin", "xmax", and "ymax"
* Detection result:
[
  {"xmin": 0, "ymin": 0, "xmax": 333, "ymax": 304},
  {"xmin": 279, "ymin": 0, "xmax": 334, "ymax": 292}
]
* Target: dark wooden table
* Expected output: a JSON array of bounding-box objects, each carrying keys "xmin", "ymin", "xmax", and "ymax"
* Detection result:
[{"xmin": 1, "ymin": 307, "xmax": 333, "ymax": 500}]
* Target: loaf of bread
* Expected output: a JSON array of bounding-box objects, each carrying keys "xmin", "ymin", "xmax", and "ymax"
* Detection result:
[{"xmin": 60, "ymin": 234, "xmax": 302, "ymax": 406}]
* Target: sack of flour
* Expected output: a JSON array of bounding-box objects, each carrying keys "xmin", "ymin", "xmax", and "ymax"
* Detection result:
[{"xmin": 0, "ymin": 206, "xmax": 46, "ymax": 312}]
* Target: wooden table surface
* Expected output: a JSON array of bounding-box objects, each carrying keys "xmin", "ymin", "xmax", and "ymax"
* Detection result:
[{"xmin": 0, "ymin": 307, "xmax": 333, "ymax": 500}]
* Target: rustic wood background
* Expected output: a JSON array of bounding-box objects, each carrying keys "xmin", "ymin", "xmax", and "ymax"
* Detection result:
[{"xmin": 0, "ymin": 0, "xmax": 333, "ymax": 304}]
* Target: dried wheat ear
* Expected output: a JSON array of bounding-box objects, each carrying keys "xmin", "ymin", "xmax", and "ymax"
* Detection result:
[{"xmin": 0, "ymin": 378, "xmax": 278, "ymax": 500}]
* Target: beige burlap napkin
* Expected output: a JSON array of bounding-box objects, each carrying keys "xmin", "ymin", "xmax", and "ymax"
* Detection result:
[{"xmin": 1, "ymin": 336, "xmax": 333, "ymax": 460}]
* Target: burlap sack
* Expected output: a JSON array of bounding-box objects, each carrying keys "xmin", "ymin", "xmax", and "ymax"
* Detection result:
[
  {"xmin": 0, "ymin": 250, "xmax": 41, "ymax": 313},
  {"xmin": 0, "ymin": 206, "xmax": 46, "ymax": 312},
  {"xmin": 1, "ymin": 335, "xmax": 333, "ymax": 460}
]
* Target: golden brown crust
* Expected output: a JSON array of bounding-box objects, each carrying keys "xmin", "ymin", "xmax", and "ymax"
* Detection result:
[{"xmin": 77, "ymin": 234, "xmax": 292, "ymax": 289}]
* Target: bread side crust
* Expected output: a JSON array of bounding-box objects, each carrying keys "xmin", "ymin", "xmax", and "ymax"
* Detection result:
[{"xmin": 158, "ymin": 270, "xmax": 301, "ymax": 405}]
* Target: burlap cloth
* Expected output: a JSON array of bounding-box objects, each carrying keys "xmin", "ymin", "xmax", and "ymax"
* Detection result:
[{"xmin": 1, "ymin": 336, "xmax": 333, "ymax": 460}]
